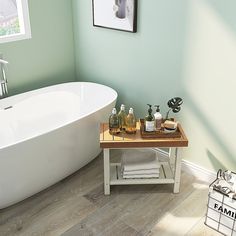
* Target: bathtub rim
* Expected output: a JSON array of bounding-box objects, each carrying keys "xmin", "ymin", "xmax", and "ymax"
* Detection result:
[{"xmin": 0, "ymin": 82, "xmax": 117, "ymax": 151}]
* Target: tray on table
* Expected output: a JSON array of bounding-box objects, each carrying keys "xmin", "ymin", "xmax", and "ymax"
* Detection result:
[{"xmin": 139, "ymin": 119, "xmax": 181, "ymax": 139}]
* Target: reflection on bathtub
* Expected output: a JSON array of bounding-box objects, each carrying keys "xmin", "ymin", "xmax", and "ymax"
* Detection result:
[{"xmin": 93, "ymin": 0, "xmax": 137, "ymax": 32}]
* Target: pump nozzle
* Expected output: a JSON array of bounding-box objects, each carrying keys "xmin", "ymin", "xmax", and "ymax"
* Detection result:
[
  {"xmin": 147, "ymin": 104, "xmax": 153, "ymax": 115},
  {"xmin": 154, "ymin": 105, "xmax": 160, "ymax": 112}
]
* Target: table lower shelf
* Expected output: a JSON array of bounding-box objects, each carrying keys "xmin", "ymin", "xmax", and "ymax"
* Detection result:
[{"xmin": 110, "ymin": 162, "xmax": 175, "ymax": 185}]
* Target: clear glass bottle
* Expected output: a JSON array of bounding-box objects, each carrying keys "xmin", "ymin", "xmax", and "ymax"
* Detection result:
[
  {"xmin": 109, "ymin": 108, "xmax": 120, "ymax": 134},
  {"xmin": 118, "ymin": 104, "xmax": 127, "ymax": 131},
  {"xmin": 145, "ymin": 104, "xmax": 155, "ymax": 132},
  {"xmin": 126, "ymin": 108, "xmax": 136, "ymax": 134}
]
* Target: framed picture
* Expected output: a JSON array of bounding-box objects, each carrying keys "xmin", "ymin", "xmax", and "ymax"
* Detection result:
[{"xmin": 92, "ymin": 0, "xmax": 137, "ymax": 33}]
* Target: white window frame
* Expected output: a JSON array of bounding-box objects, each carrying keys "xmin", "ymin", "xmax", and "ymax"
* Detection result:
[{"xmin": 0, "ymin": 0, "xmax": 31, "ymax": 44}]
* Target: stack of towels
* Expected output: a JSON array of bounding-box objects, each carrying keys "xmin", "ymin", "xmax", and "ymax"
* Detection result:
[{"xmin": 121, "ymin": 149, "xmax": 160, "ymax": 179}]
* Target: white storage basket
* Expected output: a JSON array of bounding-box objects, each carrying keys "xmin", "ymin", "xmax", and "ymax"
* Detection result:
[{"xmin": 205, "ymin": 170, "xmax": 236, "ymax": 236}]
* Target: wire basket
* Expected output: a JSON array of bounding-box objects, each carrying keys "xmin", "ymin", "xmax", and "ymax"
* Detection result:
[{"xmin": 205, "ymin": 170, "xmax": 236, "ymax": 235}]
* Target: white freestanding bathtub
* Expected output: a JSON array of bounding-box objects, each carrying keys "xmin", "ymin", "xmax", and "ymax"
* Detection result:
[{"xmin": 0, "ymin": 82, "xmax": 117, "ymax": 209}]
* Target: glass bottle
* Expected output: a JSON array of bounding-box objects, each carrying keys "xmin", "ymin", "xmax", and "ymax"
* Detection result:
[
  {"xmin": 154, "ymin": 105, "xmax": 162, "ymax": 131},
  {"xmin": 126, "ymin": 108, "xmax": 136, "ymax": 134},
  {"xmin": 145, "ymin": 104, "xmax": 155, "ymax": 132},
  {"xmin": 118, "ymin": 104, "xmax": 127, "ymax": 131},
  {"xmin": 109, "ymin": 108, "xmax": 120, "ymax": 134}
]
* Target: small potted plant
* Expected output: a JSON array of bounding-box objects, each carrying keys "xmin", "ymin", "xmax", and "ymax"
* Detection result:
[{"xmin": 165, "ymin": 97, "xmax": 183, "ymax": 120}]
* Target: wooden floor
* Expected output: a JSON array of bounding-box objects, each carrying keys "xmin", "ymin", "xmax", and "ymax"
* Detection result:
[{"xmin": 0, "ymin": 151, "xmax": 221, "ymax": 236}]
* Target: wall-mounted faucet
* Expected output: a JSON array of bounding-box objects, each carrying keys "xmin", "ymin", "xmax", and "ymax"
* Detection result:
[{"xmin": 0, "ymin": 55, "xmax": 9, "ymax": 98}]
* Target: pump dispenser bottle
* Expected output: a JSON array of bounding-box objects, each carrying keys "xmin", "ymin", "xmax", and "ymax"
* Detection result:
[
  {"xmin": 126, "ymin": 108, "xmax": 136, "ymax": 134},
  {"xmin": 154, "ymin": 105, "xmax": 162, "ymax": 131},
  {"xmin": 109, "ymin": 108, "xmax": 120, "ymax": 134},
  {"xmin": 145, "ymin": 104, "xmax": 155, "ymax": 132},
  {"xmin": 118, "ymin": 104, "xmax": 127, "ymax": 131}
]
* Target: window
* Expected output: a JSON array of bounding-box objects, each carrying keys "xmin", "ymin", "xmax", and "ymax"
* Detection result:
[{"xmin": 0, "ymin": 0, "xmax": 31, "ymax": 44}]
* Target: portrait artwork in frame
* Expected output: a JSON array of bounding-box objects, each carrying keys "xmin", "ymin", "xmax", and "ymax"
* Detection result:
[{"xmin": 92, "ymin": 0, "xmax": 137, "ymax": 33}]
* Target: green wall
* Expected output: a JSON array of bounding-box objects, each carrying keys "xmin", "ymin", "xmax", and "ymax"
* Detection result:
[
  {"xmin": 72, "ymin": 0, "xmax": 187, "ymax": 116},
  {"xmin": 1, "ymin": 0, "xmax": 235, "ymax": 173},
  {"xmin": 0, "ymin": 0, "xmax": 75, "ymax": 95},
  {"xmin": 73, "ymin": 0, "xmax": 236, "ymax": 172}
]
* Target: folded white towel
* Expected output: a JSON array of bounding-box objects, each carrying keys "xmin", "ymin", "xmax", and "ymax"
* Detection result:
[
  {"xmin": 122, "ymin": 173, "xmax": 159, "ymax": 179},
  {"xmin": 122, "ymin": 168, "xmax": 160, "ymax": 175},
  {"xmin": 121, "ymin": 149, "xmax": 160, "ymax": 171}
]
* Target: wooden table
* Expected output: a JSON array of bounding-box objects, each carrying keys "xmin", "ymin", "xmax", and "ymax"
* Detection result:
[{"xmin": 100, "ymin": 122, "xmax": 188, "ymax": 195}]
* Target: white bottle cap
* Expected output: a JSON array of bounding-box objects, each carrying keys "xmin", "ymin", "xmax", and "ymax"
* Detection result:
[
  {"xmin": 129, "ymin": 108, "xmax": 134, "ymax": 114},
  {"xmin": 121, "ymin": 104, "xmax": 125, "ymax": 110},
  {"xmin": 112, "ymin": 108, "xmax": 117, "ymax": 114}
]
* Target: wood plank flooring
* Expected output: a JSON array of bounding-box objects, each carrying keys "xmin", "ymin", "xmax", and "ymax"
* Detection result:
[{"xmin": 0, "ymin": 151, "xmax": 221, "ymax": 236}]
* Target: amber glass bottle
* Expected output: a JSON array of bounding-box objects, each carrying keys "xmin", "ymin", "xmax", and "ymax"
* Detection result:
[
  {"xmin": 126, "ymin": 108, "xmax": 136, "ymax": 134},
  {"xmin": 118, "ymin": 104, "xmax": 127, "ymax": 131}
]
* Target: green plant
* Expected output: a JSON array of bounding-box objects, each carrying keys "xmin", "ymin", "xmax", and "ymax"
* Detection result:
[{"xmin": 165, "ymin": 97, "xmax": 183, "ymax": 120}]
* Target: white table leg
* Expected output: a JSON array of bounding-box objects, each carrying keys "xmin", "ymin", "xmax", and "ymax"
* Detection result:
[
  {"xmin": 104, "ymin": 148, "xmax": 110, "ymax": 195},
  {"xmin": 173, "ymin": 148, "xmax": 182, "ymax": 193},
  {"xmin": 169, "ymin": 147, "xmax": 175, "ymax": 170}
]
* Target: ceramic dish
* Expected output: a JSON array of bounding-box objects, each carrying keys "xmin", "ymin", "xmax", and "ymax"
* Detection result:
[{"xmin": 163, "ymin": 128, "xmax": 177, "ymax": 134}]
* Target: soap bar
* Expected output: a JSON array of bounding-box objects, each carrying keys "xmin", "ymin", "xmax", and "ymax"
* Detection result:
[{"xmin": 164, "ymin": 120, "xmax": 178, "ymax": 130}]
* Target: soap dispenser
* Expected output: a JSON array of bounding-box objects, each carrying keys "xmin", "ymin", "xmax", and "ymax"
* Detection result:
[
  {"xmin": 118, "ymin": 104, "xmax": 127, "ymax": 131},
  {"xmin": 154, "ymin": 105, "xmax": 162, "ymax": 131},
  {"xmin": 126, "ymin": 108, "xmax": 136, "ymax": 134},
  {"xmin": 109, "ymin": 108, "xmax": 120, "ymax": 134},
  {"xmin": 145, "ymin": 104, "xmax": 155, "ymax": 132}
]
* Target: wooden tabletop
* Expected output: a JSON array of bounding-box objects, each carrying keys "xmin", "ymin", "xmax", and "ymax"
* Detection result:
[{"xmin": 100, "ymin": 122, "xmax": 188, "ymax": 148}]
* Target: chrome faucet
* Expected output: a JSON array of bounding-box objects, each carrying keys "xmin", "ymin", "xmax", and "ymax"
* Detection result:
[{"xmin": 0, "ymin": 56, "xmax": 9, "ymax": 98}]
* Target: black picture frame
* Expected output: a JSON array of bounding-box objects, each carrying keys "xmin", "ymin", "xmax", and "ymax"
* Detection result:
[{"xmin": 92, "ymin": 0, "xmax": 137, "ymax": 33}]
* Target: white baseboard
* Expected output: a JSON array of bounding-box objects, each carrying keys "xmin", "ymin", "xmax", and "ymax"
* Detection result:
[{"xmin": 182, "ymin": 159, "xmax": 216, "ymax": 183}]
